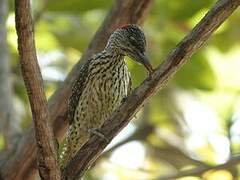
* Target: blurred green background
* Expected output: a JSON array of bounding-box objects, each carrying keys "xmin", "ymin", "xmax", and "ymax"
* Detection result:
[{"xmin": 1, "ymin": 0, "xmax": 240, "ymax": 179}]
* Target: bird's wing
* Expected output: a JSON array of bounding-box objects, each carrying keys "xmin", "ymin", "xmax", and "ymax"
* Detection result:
[{"xmin": 68, "ymin": 60, "xmax": 91, "ymax": 125}]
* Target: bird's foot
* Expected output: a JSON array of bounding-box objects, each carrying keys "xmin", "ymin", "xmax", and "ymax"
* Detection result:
[{"xmin": 89, "ymin": 128, "xmax": 109, "ymax": 143}]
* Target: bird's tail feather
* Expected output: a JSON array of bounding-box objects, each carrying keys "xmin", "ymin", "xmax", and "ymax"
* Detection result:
[
  {"xmin": 58, "ymin": 137, "xmax": 71, "ymax": 169},
  {"xmin": 58, "ymin": 132, "xmax": 89, "ymax": 169}
]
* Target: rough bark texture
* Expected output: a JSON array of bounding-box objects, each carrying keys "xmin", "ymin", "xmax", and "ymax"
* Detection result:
[
  {"xmin": 0, "ymin": 0, "xmax": 21, "ymax": 150},
  {"xmin": 14, "ymin": 0, "xmax": 61, "ymax": 179},
  {"xmin": 63, "ymin": 0, "xmax": 240, "ymax": 179},
  {"xmin": 0, "ymin": 0, "xmax": 153, "ymax": 179}
]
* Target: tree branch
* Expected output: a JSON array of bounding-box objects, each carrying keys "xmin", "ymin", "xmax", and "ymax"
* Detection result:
[
  {"xmin": 63, "ymin": 0, "xmax": 240, "ymax": 178},
  {"xmin": 157, "ymin": 155, "xmax": 240, "ymax": 180},
  {"xmin": 15, "ymin": 0, "xmax": 61, "ymax": 179},
  {"xmin": 148, "ymin": 144, "xmax": 208, "ymax": 170},
  {"xmin": 0, "ymin": 0, "xmax": 153, "ymax": 179}
]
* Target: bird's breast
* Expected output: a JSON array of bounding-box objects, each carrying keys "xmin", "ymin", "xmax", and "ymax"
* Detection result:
[
  {"xmin": 91, "ymin": 61, "xmax": 130, "ymax": 108},
  {"xmin": 74, "ymin": 59, "xmax": 131, "ymax": 128}
]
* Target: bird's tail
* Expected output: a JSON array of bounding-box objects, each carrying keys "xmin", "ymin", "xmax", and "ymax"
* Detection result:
[
  {"xmin": 58, "ymin": 131, "xmax": 89, "ymax": 169},
  {"xmin": 58, "ymin": 137, "xmax": 71, "ymax": 169}
]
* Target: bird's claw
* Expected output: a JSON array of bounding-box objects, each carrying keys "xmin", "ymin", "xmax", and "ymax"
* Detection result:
[{"xmin": 148, "ymin": 69, "xmax": 154, "ymax": 78}]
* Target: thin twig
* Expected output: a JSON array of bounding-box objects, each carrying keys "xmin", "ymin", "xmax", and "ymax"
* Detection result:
[
  {"xmin": 15, "ymin": 0, "xmax": 61, "ymax": 179},
  {"xmin": 63, "ymin": 0, "xmax": 240, "ymax": 178},
  {"xmin": 157, "ymin": 155, "xmax": 240, "ymax": 180}
]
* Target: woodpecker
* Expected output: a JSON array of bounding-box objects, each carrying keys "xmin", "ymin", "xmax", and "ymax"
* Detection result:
[{"xmin": 59, "ymin": 24, "xmax": 153, "ymax": 168}]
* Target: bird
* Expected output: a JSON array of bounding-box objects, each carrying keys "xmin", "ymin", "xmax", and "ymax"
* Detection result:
[{"xmin": 58, "ymin": 24, "xmax": 154, "ymax": 168}]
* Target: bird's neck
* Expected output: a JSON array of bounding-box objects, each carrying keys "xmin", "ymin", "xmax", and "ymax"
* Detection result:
[
  {"xmin": 104, "ymin": 46, "xmax": 125, "ymax": 61},
  {"xmin": 104, "ymin": 40, "xmax": 125, "ymax": 55}
]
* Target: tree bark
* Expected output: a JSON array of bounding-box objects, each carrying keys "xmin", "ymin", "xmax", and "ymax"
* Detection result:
[
  {"xmin": 0, "ymin": 0, "xmax": 21, "ymax": 150},
  {"xmin": 63, "ymin": 0, "xmax": 240, "ymax": 179},
  {"xmin": 15, "ymin": 0, "xmax": 61, "ymax": 179},
  {"xmin": 0, "ymin": 0, "xmax": 153, "ymax": 179}
]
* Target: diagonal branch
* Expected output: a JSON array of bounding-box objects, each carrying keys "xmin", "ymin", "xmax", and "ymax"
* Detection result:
[
  {"xmin": 63, "ymin": 0, "xmax": 240, "ymax": 179},
  {"xmin": 157, "ymin": 155, "xmax": 240, "ymax": 180},
  {"xmin": 0, "ymin": 0, "xmax": 153, "ymax": 179},
  {"xmin": 15, "ymin": 0, "xmax": 61, "ymax": 179}
]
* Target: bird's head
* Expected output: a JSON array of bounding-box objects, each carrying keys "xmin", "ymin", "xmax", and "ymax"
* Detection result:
[{"xmin": 106, "ymin": 24, "xmax": 154, "ymax": 74}]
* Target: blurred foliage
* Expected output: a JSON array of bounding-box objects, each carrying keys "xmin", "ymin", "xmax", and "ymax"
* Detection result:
[
  {"xmin": 0, "ymin": 136, "xmax": 4, "ymax": 149},
  {"xmin": 2, "ymin": 0, "xmax": 240, "ymax": 179}
]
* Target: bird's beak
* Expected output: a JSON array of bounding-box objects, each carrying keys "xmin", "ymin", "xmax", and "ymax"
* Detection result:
[{"xmin": 138, "ymin": 52, "xmax": 154, "ymax": 74}]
